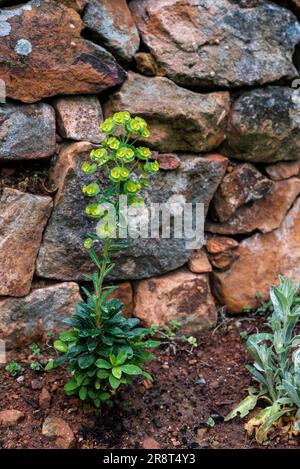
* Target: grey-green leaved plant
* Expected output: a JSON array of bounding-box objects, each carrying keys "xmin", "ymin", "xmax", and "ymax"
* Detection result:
[
  {"xmin": 225, "ymin": 276, "xmax": 300, "ymax": 443},
  {"xmin": 46, "ymin": 112, "xmax": 160, "ymax": 411}
]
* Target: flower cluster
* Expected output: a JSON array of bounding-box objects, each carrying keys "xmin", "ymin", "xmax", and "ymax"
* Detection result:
[{"xmin": 81, "ymin": 112, "xmax": 159, "ymax": 245}]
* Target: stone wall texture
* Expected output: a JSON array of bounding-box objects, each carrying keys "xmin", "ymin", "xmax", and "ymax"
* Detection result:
[{"xmin": 0, "ymin": 0, "xmax": 300, "ymax": 347}]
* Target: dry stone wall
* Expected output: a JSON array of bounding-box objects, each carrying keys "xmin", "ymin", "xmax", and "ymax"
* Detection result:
[{"xmin": 0, "ymin": 0, "xmax": 300, "ymax": 347}]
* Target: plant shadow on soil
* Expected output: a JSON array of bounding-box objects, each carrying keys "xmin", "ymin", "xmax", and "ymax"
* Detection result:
[{"xmin": 0, "ymin": 317, "xmax": 299, "ymax": 449}]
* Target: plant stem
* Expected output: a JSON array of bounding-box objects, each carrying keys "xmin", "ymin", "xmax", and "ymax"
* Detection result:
[{"xmin": 95, "ymin": 237, "xmax": 112, "ymax": 327}]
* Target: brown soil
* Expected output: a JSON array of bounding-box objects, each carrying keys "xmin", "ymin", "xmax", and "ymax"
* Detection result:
[
  {"xmin": 0, "ymin": 161, "xmax": 56, "ymax": 196},
  {"xmin": 0, "ymin": 317, "xmax": 299, "ymax": 449}
]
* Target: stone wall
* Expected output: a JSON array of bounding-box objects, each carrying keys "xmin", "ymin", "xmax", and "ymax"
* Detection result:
[{"xmin": 0, "ymin": 0, "xmax": 300, "ymax": 347}]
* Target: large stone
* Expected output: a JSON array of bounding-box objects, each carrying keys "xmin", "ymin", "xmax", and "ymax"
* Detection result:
[
  {"xmin": 0, "ymin": 0, "xmax": 125, "ymax": 103},
  {"xmin": 206, "ymin": 178, "xmax": 300, "ymax": 235},
  {"xmin": 103, "ymin": 72, "xmax": 230, "ymax": 152},
  {"xmin": 36, "ymin": 143, "xmax": 228, "ymax": 281},
  {"xmin": 0, "ymin": 188, "xmax": 52, "ymax": 297},
  {"xmin": 53, "ymin": 95, "xmax": 104, "ymax": 144},
  {"xmin": 212, "ymin": 197, "xmax": 300, "ymax": 313},
  {"xmin": 0, "ymin": 102, "xmax": 56, "ymax": 161},
  {"xmin": 265, "ymin": 160, "xmax": 300, "ymax": 180},
  {"xmin": 211, "ymin": 164, "xmax": 273, "ymax": 222},
  {"xmin": 83, "ymin": 0, "xmax": 140, "ymax": 61},
  {"xmin": 224, "ymin": 87, "xmax": 300, "ymax": 163},
  {"xmin": 129, "ymin": 0, "xmax": 300, "ymax": 88},
  {"xmin": 133, "ymin": 269, "xmax": 217, "ymax": 333},
  {"xmin": 0, "ymin": 282, "xmax": 81, "ymax": 349}
]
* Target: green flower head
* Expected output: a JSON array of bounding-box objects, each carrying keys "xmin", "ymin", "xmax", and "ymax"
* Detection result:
[
  {"xmin": 151, "ymin": 161, "xmax": 160, "ymax": 172},
  {"xmin": 126, "ymin": 117, "xmax": 143, "ymax": 134},
  {"xmin": 137, "ymin": 147, "xmax": 152, "ymax": 160},
  {"xmin": 82, "ymin": 182, "xmax": 101, "ymax": 197},
  {"xmin": 90, "ymin": 148, "xmax": 108, "ymax": 165},
  {"xmin": 116, "ymin": 146, "xmax": 135, "ymax": 162},
  {"xmin": 106, "ymin": 137, "xmax": 120, "ymax": 150},
  {"xmin": 120, "ymin": 167, "xmax": 130, "ymax": 181},
  {"xmin": 100, "ymin": 117, "xmax": 116, "ymax": 134},
  {"xmin": 97, "ymin": 222, "xmax": 116, "ymax": 239},
  {"xmin": 141, "ymin": 128, "xmax": 150, "ymax": 138},
  {"xmin": 109, "ymin": 167, "xmax": 122, "ymax": 182},
  {"xmin": 81, "ymin": 162, "xmax": 98, "ymax": 174},
  {"xmin": 83, "ymin": 238, "xmax": 93, "ymax": 250},
  {"xmin": 85, "ymin": 204, "xmax": 101, "ymax": 218},
  {"xmin": 124, "ymin": 180, "xmax": 141, "ymax": 194},
  {"xmin": 113, "ymin": 111, "xmax": 131, "ymax": 125}
]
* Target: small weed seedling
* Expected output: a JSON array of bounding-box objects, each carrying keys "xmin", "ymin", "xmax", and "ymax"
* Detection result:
[
  {"xmin": 47, "ymin": 112, "xmax": 160, "ymax": 411},
  {"xmin": 5, "ymin": 360, "xmax": 22, "ymax": 377},
  {"xmin": 150, "ymin": 321, "xmax": 198, "ymax": 355},
  {"xmin": 225, "ymin": 277, "xmax": 300, "ymax": 444}
]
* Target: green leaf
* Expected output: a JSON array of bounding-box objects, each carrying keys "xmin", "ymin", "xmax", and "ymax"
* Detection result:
[
  {"xmin": 109, "ymin": 374, "xmax": 121, "ymax": 389},
  {"xmin": 78, "ymin": 355, "xmax": 95, "ymax": 369},
  {"xmin": 53, "ymin": 340, "xmax": 68, "ymax": 353},
  {"xmin": 224, "ymin": 392, "xmax": 259, "ymax": 421},
  {"xmin": 97, "ymin": 369, "xmax": 110, "ymax": 379},
  {"xmin": 79, "ymin": 386, "xmax": 88, "ymax": 400},
  {"xmin": 142, "ymin": 371, "xmax": 153, "ymax": 381},
  {"xmin": 116, "ymin": 349, "xmax": 128, "ymax": 366},
  {"xmin": 112, "ymin": 367, "xmax": 122, "ymax": 379},
  {"xmin": 59, "ymin": 331, "xmax": 78, "ymax": 342},
  {"xmin": 143, "ymin": 340, "xmax": 161, "ymax": 348},
  {"xmin": 95, "ymin": 358, "xmax": 112, "ymax": 369},
  {"xmin": 120, "ymin": 364, "xmax": 143, "ymax": 375},
  {"xmin": 99, "ymin": 392, "xmax": 111, "ymax": 401},
  {"xmin": 64, "ymin": 378, "xmax": 79, "ymax": 393},
  {"xmin": 45, "ymin": 359, "xmax": 54, "ymax": 371}
]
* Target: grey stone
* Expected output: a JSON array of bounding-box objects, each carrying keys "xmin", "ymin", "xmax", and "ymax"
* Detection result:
[
  {"xmin": 224, "ymin": 87, "xmax": 300, "ymax": 163},
  {"xmin": 0, "ymin": 102, "xmax": 56, "ymax": 160},
  {"xmin": 36, "ymin": 143, "xmax": 228, "ymax": 281},
  {"xmin": 83, "ymin": 0, "xmax": 140, "ymax": 61},
  {"xmin": 0, "ymin": 282, "xmax": 81, "ymax": 349}
]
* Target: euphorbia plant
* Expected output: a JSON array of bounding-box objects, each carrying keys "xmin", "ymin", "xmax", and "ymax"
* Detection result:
[
  {"xmin": 46, "ymin": 112, "xmax": 160, "ymax": 410},
  {"xmin": 225, "ymin": 277, "xmax": 300, "ymax": 443}
]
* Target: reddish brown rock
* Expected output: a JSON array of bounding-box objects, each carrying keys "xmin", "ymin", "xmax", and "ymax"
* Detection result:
[
  {"xmin": 0, "ymin": 409, "xmax": 25, "ymax": 427},
  {"xmin": 133, "ymin": 269, "xmax": 217, "ymax": 333},
  {"xmin": 107, "ymin": 282, "xmax": 133, "ymax": 318},
  {"xmin": 39, "ymin": 388, "xmax": 51, "ymax": 410},
  {"xmin": 53, "ymin": 95, "xmax": 104, "ymax": 144},
  {"xmin": 104, "ymin": 72, "xmax": 230, "ymax": 152},
  {"xmin": 212, "ymin": 164, "xmax": 273, "ymax": 222},
  {"xmin": 206, "ymin": 178, "xmax": 300, "ymax": 235},
  {"xmin": 42, "ymin": 416, "xmax": 76, "ymax": 449},
  {"xmin": 0, "ymin": 282, "xmax": 81, "ymax": 349},
  {"xmin": 129, "ymin": 0, "xmax": 300, "ymax": 88},
  {"xmin": 0, "ymin": 1, "xmax": 125, "ymax": 103},
  {"xmin": 135, "ymin": 52, "xmax": 166, "ymax": 77},
  {"xmin": 83, "ymin": 0, "xmax": 140, "ymax": 61},
  {"xmin": 188, "ymin": 249, "xmax": 212, "ymax": 274},
  {"xmin": 0, "ymin": 188, "xmax": 52, "ymax": 297},
  {"xmin": 152, "ymin": 153, "xmax": 181, "ymax": 170},
  {"xmin": 206, "ymin": 236, "xmax": 239, "ymax": 254},
  {"xmin": 265, "ymin": 161, "xmax": 300, "ymax": 180},
  {"xmin": 212, "ymin": 197, "xmax": 300, "ymax": 313}
]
